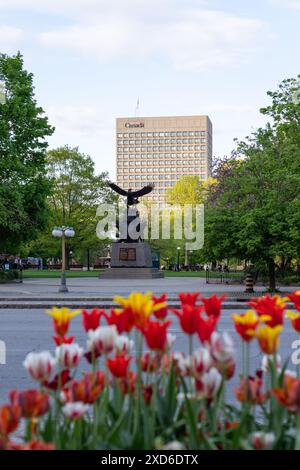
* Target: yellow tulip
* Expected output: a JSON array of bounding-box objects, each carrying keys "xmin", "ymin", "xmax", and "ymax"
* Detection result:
[
  {"xmin": 114, "ymin": 291, "xmax": 166, "ymax": 327},
  {"xmin": 254, "ymin": 325, "xmax": 282, "ymax": 355}
]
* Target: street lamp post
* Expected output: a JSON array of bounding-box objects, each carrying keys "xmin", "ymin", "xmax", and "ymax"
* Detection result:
[
  {"xmin": 52, "ymin": 226, "xmax": 75, "ymax": 293},
  {"xmin": 177, "ymin": 246, "xmax": 181, "ymax": 271}
]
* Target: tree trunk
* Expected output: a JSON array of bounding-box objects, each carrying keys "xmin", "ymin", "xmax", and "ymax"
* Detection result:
[{"xmin": 268, "ymin": 259, "xmax": 276, "ymax": 291}]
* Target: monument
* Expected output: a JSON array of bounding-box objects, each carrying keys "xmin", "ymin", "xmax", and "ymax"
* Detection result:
[{"xmin": 100, "ymin": 183, "xmax": 164, "ymax": 279}]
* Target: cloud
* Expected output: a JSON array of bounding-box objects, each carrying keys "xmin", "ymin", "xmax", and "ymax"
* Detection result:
[
  {"xmin": 269, "ymin": 0, "xmax": 300, "ymax": 9},
  {"xmin": 38, "ymin": 9, "xmax": 266, "ymax": 70},
  {"xmin": 46, "ymin": 105, "xmax": 109, "ymax": 137},
  {"xmin": 0, "ymin": 26, "xmax": 25, "ymax": 53},
  {"xmin": 0, "ymin": 1, "xmax": 267, "ymax": 70}
]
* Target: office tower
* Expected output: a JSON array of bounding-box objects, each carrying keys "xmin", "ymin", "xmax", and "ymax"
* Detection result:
[{"xmin": 116, "ymin": 115, "xmax": 212, "ymax": 205}]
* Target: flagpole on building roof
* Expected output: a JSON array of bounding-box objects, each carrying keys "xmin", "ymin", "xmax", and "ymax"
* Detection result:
[{"xmin": 134, "ymin": 97, "xmax": 140, "ymax": 117}]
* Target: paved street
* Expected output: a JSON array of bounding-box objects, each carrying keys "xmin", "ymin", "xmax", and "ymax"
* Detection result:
[
  {"xmin": 0, "ymin": 306, "xmax": 297, "ymax": 405},
  {"xmin": 0, "ymin": 276, "xmax": 296, "ymax": 299}
]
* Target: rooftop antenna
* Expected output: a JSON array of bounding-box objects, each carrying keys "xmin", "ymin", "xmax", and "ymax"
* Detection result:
[{"xmin": 134, "ymin": 97, "xmax": 140, "ymax": 117}]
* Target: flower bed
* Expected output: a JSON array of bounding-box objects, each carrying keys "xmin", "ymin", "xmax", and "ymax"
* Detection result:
[{"xmin": 1, "ymin": 291, "xmax": 300, "ymax": 450}]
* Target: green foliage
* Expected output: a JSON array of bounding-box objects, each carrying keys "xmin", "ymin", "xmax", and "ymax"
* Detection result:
[
  {"xmin": 166, "ymin": 175, "xmax": 216, "ymax": 205},
  {"xmin": 203, "ymin": 76, "xmax": 300, "ymax": 288},
  {"xmin": 0, "ymin": 269, "xmax": 21, "ymax": 283},
  {"xmin": 0, "ymin": 52, "xmax": 54, "ymax": 252},
  {"xmin": 28, "ymin": 146, "xmax": 116, "ymax": 262}
]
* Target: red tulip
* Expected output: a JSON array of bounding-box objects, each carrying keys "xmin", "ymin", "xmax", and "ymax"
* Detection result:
[
  {"xmin": 104, "ymin": 308, "xmax": 135, "ymax": 334},
  {"xmin": 273, "ymin": 373, "xmax": 300, "ymax": 413},
  {"xmin": 179, "ymin": 292, "xmax": 199, "ymax": 306},
  {"xmin": 8, "ymin": 440, "xmax": 55, "ymax": 450},
  {"xmin": 173, "ymin": 305, "xmax": 203, "ymax": 335},
  {"xmin": 107, "ymin": 354, "xmax": 131, "ymax": 378},
  {"xmin": 62, "ymin": 371, "xmax": 106, "ymax": 404},
  {"xmin": 53, "ymin": 335, "xmax": 74, "ymax": 346},
  {"xmin": 141, "ymin": 352, "xmax": 162, "ymax": 372},
  {"xmin": 118, "ymin": 371, "xmax": 136, "ymax": 394},
  {"xmin": 197, "ymin": 315, "xmax": 218, "ymax": 343},
  {"xmin": 0, "ymin": 405, "xmax": 21, "ymax": 436},
  {"xmin": 235, "ymin": 371, "xmax": 267, "ymax": 405},
  {"xmin": 201, "ymin": 294, "xmax": 225, "ymax": 319},
  {"xmin": 286, "ymin": 291, "xmax": 300, "ymax": 311},
  {"xmin": 152, "ymin": 294, "xmax": 168, "ymax": 320},
  {"xmin": 142, "ymin": 320, "xmax": 171, "ymax": 351},
  {"xmin": 142, "ymin": 385, "xmax": 153, "ymax": 405},
  {"xmin": 248, "ymin": 294, "xmax": 286, "ymax": 327},
  {"xmin": 44, "ymin": 369, "xmax": 72, "ymax": 391},
  {"xmin": 9, "ymin": 390, "xmax": 50, "ymax": 419},
  {"xmin": 82, "ymin": 308, "xmax": 103, "ymax": 332}
]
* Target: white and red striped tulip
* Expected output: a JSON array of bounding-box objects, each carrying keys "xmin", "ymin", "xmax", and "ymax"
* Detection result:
[
  {"xmin": 62, "ymin": 402, "xmax": 89, "ymax": 420},
  {"xmin": 23, "ymin": 351, "xmax": 56, "ymax": 383},
  {"xmin": 56, "ymin": 343, "xmax": 84, "ymax": 369}
]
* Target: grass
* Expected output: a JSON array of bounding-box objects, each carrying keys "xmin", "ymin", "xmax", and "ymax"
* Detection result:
[
  {"xmin": 22, "ymin": 269, "xmax": 103, "ymax": 278},
  {"xmin": 22, "ymin": 269, "xmax": 244, "ymax": 279}
]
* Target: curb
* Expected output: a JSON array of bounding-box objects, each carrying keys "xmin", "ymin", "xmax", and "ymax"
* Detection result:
[{"xmin": 0, "ymin": 302, "xmax": 294, "ymax": 310}]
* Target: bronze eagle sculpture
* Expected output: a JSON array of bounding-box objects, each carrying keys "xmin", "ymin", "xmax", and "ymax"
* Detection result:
[{"xmin": 108, "ymin": 182, "xmax": 154, "ymax": 206}]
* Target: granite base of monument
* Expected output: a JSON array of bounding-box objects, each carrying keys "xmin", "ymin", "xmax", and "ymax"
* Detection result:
[{"xmin": 100, "ymin": 242, "xmax": 164, "ymax": 279}]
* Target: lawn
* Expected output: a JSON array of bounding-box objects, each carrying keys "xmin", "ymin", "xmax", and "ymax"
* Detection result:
[
  {"xmin": 22, "ymin": 269, "xmax": 244, "ymax": 279},
  {"xmin": 22, "ymin": 269, "xmax": 103, "ymax": 278}
]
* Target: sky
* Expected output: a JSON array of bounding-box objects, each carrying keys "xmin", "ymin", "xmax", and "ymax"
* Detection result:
[{"xmin": 0, "ymin": 0, "xmax": 299, "ymax": 179}]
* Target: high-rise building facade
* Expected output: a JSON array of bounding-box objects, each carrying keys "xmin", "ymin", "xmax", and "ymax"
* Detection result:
[{"xmin": 116, "ymin": 115, "xmax": 212, "ymax": 205}]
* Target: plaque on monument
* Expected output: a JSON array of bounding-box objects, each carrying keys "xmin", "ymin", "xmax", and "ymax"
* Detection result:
[{"xmin": 119, "ymin": 247, "xmax": 136, "ymax": 262}]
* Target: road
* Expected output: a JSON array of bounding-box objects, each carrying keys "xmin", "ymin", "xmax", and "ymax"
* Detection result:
[{"xmin": 0, "ymin": 307, "xmax": 297, "ymax": 404}]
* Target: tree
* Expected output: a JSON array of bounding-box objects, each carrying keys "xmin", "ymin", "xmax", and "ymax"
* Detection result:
[
  {"xmin": 28, "ymin": 146, "xmax": 116, "ymax": 266},
  {"xmin": 166, "ymin": 175, "xmax": 216, "ymax": 205},
  {"xmin": 0, "ymin": 52, "xmax": 54, "ymax": 252},
  {"xmin": 203, "ymin": 76, "xmax": 300, "ymax": 289},
  {"xmin": 150, "ymin": 176, "xmax": 216, "ymax": 266}
]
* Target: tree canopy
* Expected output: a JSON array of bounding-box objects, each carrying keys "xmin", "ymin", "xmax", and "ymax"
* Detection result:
[
  {"xmin": 203, "ymin": 75, "xmax": 300, "ymax": 289},
  {"xmin": 28, "ymin": 146, "xmax": 116, "ymax": 263},
  {"xmin": 0, "ymin": 52, "xmax": 54, "ymax": 252}
]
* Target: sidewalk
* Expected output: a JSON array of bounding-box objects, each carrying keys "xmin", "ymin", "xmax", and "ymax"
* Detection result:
[{"xmin": 0, "ymin": 277, "xmax": 296, "ymax": 309}]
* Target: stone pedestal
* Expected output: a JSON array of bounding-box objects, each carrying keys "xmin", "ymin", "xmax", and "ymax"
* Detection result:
[{"xmin": 100, "ymin": 242, "xmax": 164, "ymax": 279}]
